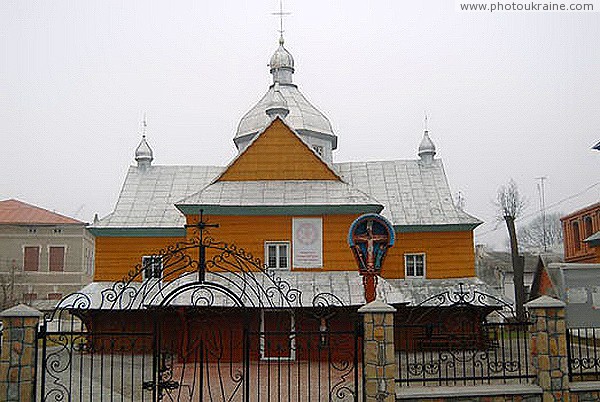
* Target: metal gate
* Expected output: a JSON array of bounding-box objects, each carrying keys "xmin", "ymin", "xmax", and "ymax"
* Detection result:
[{"xmin": 38, "ymin": 224, "xmax": 362, "ymax": 401}]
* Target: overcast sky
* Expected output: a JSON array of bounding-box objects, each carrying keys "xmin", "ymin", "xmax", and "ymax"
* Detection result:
[{"xmin": 1, "ymin": 0, "xmax": 598, "ymax": 249}]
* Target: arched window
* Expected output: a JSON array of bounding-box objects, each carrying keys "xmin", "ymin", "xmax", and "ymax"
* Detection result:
[
  {"xmin": 584, "ymin": 216, "xmax": 594, "ymax": 239},
  {"xmin": 572, "ymin": 221, "xmax": 581, "ymax": 251}
]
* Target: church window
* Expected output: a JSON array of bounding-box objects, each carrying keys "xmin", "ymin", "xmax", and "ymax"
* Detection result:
[
  {"xmin": 405, "ymin": 254, "xmax": 425, "ymax": 278},
  {"xmin": 265, "ymin": 242, "xmax": 289, "ymax": 269},
  {"xmin": 142, "ymin": 255, "xmax": 163, "ymax": 279}
]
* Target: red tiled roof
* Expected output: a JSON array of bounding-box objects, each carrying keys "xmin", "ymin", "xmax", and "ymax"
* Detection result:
[{"xmin": 0, "ymin": 199, "xmax": 83, "ymax": 225}]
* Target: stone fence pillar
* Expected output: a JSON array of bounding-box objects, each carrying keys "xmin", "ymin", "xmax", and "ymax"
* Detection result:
[
  {"xmin": 358, "ymin": 300, "xmax": 396, "ymax": 402},
  {"xmin": 525, "ymin": 295, "xmax": 569, "ymax": 402},
  {"xmin": 0, "ymin": 304, "xmax": 42, "ymax": 402}
]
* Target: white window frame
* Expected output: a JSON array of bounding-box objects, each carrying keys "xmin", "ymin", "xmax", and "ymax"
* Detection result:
[
  {"xmin": 260, "ymin": 309, "xmax": 296, "ymax": 361},
  {"xmin": 264, "ymin": 241, "xmax": 290, "ymax": 270},
  {"xmin": 142, "ymin": 255, "xmax": 163, "ymax": 280},
  {"xmin": 404, "ymin": 253, "xmax": 426, "ymax": 278}
]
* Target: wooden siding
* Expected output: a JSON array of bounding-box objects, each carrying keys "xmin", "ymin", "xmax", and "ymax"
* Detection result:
[
  {"xmin": 381, "ymin": 230, "xmax": 476, "ymax": 279},
  {"xmin": 93, "ymin": 218, "xmax": 475, "ymax": 280},
  {"xmin": 94, "ymin": 236, "xmax": 185, "ymax": 281},
  {"xmin": 187, "ymin": 215, "xmax": 475, "ymax": 279},
  {"xmin": 186, "ymin": 214, "xmax": 362, "ymax": 271},
  {"xmin": 217, "ymin": 118, "xmax": 340, "ymax": 181}
]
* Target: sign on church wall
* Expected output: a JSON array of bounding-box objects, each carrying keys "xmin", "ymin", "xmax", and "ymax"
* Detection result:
[{"xmin": 292, "ymin": 217, "xmax": 322, "ymax": 268}]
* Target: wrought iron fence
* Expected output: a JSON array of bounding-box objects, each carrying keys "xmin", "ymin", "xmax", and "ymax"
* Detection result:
[
  {"xmin": 567, "ymin": 327, "xmax": 600, "ymax": 382},
  {"xmin": 396, "ymin": 321, "xmax": 534, "ymax": 386}
]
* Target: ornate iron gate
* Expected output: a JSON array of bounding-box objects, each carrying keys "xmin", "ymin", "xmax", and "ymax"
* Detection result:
[{"xmin": 38, "ymin": 225, "xmax": 362, "ymax": 401}]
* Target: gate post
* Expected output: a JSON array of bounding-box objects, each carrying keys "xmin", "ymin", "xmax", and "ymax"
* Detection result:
[
  {"xmin": 0, "ymin": 304, "xmax": 43, "ymax": 402},
  {"xmin": 525, "ymin": 295, "xmax": 569, "ymax": 401},
  {"xmin": 358, "ymin": 300, "xmax": 396, "ymax": 402}
]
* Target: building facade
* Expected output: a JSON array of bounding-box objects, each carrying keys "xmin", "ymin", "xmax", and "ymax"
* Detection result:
[
  {"xmin": 0, "ymin": 199, "xmax": 94, "ymax": 310},
  {"xmin": 83, "ymin": 35, "xmax": 498, "ymax": 343},
  {"xmin": 561, "ymin": 202, "xmax": 600, "ymax": 263}
]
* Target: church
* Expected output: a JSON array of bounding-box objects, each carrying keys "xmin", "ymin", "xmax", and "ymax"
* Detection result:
[{"xmin": 80, "ymin": 34, "xmax": 494, "ymax": 354}]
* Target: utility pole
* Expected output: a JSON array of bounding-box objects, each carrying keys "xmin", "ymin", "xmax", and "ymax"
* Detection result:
[{"xmin": 535, "ymin": 177, "xmax": 548, "ymax": 252}]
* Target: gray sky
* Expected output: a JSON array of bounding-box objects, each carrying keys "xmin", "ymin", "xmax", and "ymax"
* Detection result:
[{"xmin": 1, "ymin": 0, "xmax": 599, "ymax": 249}]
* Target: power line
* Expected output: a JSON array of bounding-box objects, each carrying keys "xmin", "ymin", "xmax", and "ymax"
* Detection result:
[{"xmin": 476, "ymin": 181, "xmax": 600, "ymax": 238}]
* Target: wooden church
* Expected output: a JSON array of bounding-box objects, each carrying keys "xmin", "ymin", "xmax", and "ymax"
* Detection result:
[{"xmin": 80, "ymin": 35, "xmax": 494, "ymax": 356}]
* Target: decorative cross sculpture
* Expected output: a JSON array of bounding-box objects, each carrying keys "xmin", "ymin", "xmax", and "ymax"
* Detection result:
[
  {"xmin": 348, "ymin": 214, "xmax": 395, "ymax": 303},
  {"xmin": 184, "ymin": 209, "xmax": 219, "ymax": 283}
]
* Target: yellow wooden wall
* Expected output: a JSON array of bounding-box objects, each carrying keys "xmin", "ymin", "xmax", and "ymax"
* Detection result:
[
  {"xmin": 186, "ymin": 214, "xmax": 475, "ymax": 278},
  {"xmin": 93, "ymin": 219, "xmax": 475, "ymax": 281},
  {"xmin": 381, "ymin": 231, "xmax": 476, "ymax": 279},
  {"xmin": 217, "ymin": 118, "xmax": 339, "ymax": 181},
  {"xmin": 94, "ymin": 236, "xmax": 185, "ymax": 281},
  {"xmin": 186, "ymin": 214, "xmax": 361, "ymax": 271}
]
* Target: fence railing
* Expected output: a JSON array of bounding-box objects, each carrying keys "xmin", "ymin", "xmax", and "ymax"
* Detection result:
[
  {"xmin": 567, "ymin": 327, "xmax": 600, "ymax": 382},
  {"xmin": 396, "ymin": 321, "xmax": 534, "ymax": 386}
]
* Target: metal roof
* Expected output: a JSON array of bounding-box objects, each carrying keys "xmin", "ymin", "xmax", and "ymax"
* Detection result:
[
  {"xmin": 95, "ymin": 159, "xmax": 480, "ymax": 229},
  {"xmin": 95, "ymin": 165, "xmax": 222, "ymax": 228},
  {"xmin": 177, "ymin": 180, "xmax": 381, "ymax": 208},
  {"xmin": 386, "ymin": 277, "xmax": 505, "ymax": 307},
  {"xmin": 236, "ymin": 84, "xmax": 334, "ymax": 140},
  {"xmin": 69, "ymin": 271, "xmax": 406, "ymax": 309},
  {"xmin": 335, "ymin": 160, "xmax": 481, "ymax": 227},
  {"xmin": 65, "ymin": 275, "xmax": 498, "ymax": 310}
]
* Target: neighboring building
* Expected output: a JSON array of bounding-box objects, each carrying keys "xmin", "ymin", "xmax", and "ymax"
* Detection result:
[
  {"xmin": 474, "ymin": 245, "xmax": 561, "ymax": 303},
  {"xmin": 530, "ymin": 262, "xmax": 600, "ymax": 327},
  {"xmin": 0, "ymin": 199, "xmax": 94, "ymax": 310},
  {"xmin": 561, "ymin": 202, "xmax": 600, "ymax": 263}
]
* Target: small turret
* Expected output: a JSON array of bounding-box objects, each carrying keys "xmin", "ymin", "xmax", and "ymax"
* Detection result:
[
  {"xmin": 135, "ymin": 115, "xmax": 153, "ymax": 170},
  {"xmin": 418, "ymin": 114, "xmax": 436, "ymax": 164},
  {"xmin": 265, "ymin": 82, "xmax": 290, "ymax": 119},
  {"xmin": 270, "ymin": 35, "xmax": 295, "ymax": 85}
]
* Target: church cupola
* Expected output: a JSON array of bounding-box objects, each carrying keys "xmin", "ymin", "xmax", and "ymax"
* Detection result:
[
  {"xmin": 234, "ymin": 35, "xmax": 338, "ymax": 163},
  {"xmin": 269, "ymin": 36, "xmax": 295, "ymax": 85},
  {"xmin": 265, "ymin": 82, "xmax": 290, "ymax": 118},
  {"xmin": 418, "ymin": 130, "xmax": 436, "ymax": 164},
  {"xmin": 135, "ymin": 135, "xmax": 153, "ymax": 170}
]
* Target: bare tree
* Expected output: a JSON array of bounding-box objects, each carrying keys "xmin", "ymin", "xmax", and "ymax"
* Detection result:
[
  {"xmin": 518, "ymin": 212, "xmax": 564, "ymax": 252},
  {"xmin": 496, "ymin": 179, "xmax": 527, "ymax": 321}
]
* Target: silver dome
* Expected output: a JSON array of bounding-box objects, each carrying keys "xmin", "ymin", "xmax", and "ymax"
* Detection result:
[
  {"xmin": 135, "ymin": 135, "xmax": 153, "ymax": 168},
  {"xmin": 234, "ymin": 37, "xmax": 337, "ymax": 159},
  {"xmin": 418, "ymin": 131, "xmax": 436, "ymax": 163},
  {"xmin": 270, "ymin": 36, "xmax": 294, "ymax": 72},
  {"xmin": 236, "ymin": 84, "xmax": 335, "ymax": 140}
]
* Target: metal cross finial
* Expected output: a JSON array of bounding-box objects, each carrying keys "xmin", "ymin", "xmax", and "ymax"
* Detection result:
[
  {"xmin": 272, "ymin": 0, "xmax": 290, "ymax": 39},
  {"xmin": 184, "ymin": 209, "xmax": 219, "ymax": 283},
  {"xmin": 141, "ymin": 112, "xmax": 147, "ymax": 137},
  {"xmin": 424, "ymin": 111, "xmax": 429, "ymax": 132}
]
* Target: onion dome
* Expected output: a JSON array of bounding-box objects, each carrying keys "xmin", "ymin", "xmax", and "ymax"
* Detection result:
[
  {"xmin": 234, "ymin": 36, "xmax": 338, "ymax": 162},
  {"xmin": 418, "ymin": 130, "xmax": 436, "ymax": 164},
  {"xmin": 135, "ymin": 135, "xmax": 153, "ymax": 169},
  {"xmin": 269, "ymin": 36, "xmax": 295, "ymax": 85}
]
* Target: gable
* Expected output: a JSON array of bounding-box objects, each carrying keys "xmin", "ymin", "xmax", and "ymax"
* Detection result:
[{"xmin": 217, "ymin": 118, "xmax": 340, "ymax": 182}]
